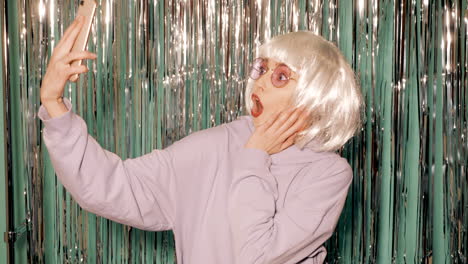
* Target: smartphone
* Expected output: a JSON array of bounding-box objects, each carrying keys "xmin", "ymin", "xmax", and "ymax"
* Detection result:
[{"xmin": 69, "ymin": 0, "xmax": 97, "ymax": 82}]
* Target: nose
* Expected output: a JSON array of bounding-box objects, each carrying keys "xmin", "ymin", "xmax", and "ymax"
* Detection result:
[
  {"xmin": 257, "ymin": 84, "xmax": 265, "ymax": 92},
  {"xmin": 254, "ymin": 83, "xmax": 265, "ymax": 94},
  {"xmin": 254, "ymin": 74, "xmax": 270, "ymax": 92}
]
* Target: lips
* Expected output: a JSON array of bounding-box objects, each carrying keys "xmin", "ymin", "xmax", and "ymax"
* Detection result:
[{"xmin": 251, "ymin": 93, "xmax": 263, "ymax": 117}]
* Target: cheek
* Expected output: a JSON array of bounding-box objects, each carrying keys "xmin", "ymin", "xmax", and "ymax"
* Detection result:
[
  {"xmin": 269, "ymin": 89, "xmax": 294, "ymax": 107},
  {"xmin": 259, "ymin": 94, "xmax": 293, "ymax": 117}
]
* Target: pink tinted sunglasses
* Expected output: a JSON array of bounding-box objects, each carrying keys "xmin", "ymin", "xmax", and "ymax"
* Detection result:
[{"xmin": 249, "ymin": 57, "xmax": 297, "ymax": 88}]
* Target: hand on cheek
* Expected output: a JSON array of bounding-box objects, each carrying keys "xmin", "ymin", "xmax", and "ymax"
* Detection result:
[{"xmin": 245, "ymin": 107, "xmax": 309, "ymax": 155}]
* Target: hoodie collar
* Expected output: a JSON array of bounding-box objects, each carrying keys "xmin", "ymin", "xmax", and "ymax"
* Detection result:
[{"xmin": 242, "ymin": 115, "xmax": 332, "ymax": 165}]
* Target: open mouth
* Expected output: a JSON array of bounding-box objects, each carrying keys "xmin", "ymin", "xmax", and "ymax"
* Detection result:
[{"xmin": 251, "ymin": 93, "xmax": 263, "ymax": 117}]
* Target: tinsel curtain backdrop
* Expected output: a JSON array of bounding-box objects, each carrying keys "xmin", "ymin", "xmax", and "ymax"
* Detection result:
[{"xmin": 0, "ymin": 0, "xmax": 467, "ymax": 263}]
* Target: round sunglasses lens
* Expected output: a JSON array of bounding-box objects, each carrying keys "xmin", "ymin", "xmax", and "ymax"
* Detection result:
[
  {"xmin": 249, "ymin": 58, "xmax": 266, "ymax": 80},
  {"xmin": 250, "ymin": 69, "xmax": 261, "ymax": 80},
  {"xmin": 271, "ymin": 65, "xmax": 291, "ymax": 88}
]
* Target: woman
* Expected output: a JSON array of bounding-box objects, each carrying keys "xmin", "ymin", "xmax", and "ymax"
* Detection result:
[{"xmin": 39, "ymin": 15, "xmax": 362, "ymax": 264}]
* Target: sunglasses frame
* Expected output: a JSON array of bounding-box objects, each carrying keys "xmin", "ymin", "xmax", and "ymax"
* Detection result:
[{"xmin": 249, "ymin": 57, "xmax": 298, "ymax": 88}]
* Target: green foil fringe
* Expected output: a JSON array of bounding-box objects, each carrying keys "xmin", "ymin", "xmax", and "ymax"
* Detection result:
[{"xmin": 0, "ymin": 0, "xmax": 467, "ymax": 263}]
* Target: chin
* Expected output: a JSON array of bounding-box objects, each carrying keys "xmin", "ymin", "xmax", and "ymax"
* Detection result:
[{"xmin": 251, "ymin": 112, "xmax": 270, "ymax": 127}]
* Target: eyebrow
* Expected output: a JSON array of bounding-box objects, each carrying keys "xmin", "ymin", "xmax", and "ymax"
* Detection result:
[{"xmin": 264, "ymin": 58, "xmax": 284, "ymax": 67}]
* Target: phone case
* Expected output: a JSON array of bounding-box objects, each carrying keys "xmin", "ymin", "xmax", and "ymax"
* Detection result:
[{"xmin": 70, "ymin": 0, "xmax": 97, "ymax": 81}]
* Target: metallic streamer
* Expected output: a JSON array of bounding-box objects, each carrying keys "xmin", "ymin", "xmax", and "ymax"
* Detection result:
[{"xmin": 0, "ymin": 0, "xmax": 466, "ymax": 263}]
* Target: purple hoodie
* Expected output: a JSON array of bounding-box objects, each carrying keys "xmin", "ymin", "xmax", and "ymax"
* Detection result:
[{"xmin": 38, "ymin": 98, "xmax": 353, "ymax": 264}]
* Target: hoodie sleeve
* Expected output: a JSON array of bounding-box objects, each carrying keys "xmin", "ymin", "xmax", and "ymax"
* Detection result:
[
  {"xmin": 227, "ymin": 147, "xmax": 353, "ymax": 264},
  {"xmin": 38, "ymin": 98, "xmax": 176, "ymax": 231}
]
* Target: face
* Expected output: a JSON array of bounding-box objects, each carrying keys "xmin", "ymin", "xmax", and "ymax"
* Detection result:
[{"xmin": 249, "ymin": 57, "xmax": 299, "ymax": 127}]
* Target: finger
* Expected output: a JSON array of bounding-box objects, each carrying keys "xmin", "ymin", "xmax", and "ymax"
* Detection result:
[
  {"xmin": 266, "ymin": 107, "xmax": 295, "ymax": 132},
  {"xmin": 51, "ymin": 17, "xmax": 85, "ymax": 62},
  {"xmin": 279, "ymin": 110, "xmax": 309, "ymax": 142},
  {"xmin": 49, "ymin": 18, "xmax": 83, "ymax": 61},
  {"xmin": 68, "ymin": 65, "xmax": 88, "ymax": 82},
  {"xmin": 258, "ymin": 109, "xmax": 282, "ymax": 131},
  {"xmin": 60, "ymin": 16, "xmax": 85, "ymax": 52},
  {"xmin": 270, "ymin": 106, "xmax": 304, "ymax": 135},
  {"xmin": 61, "ymin": 16, "xmax": 83, "ymax": 43},
  {"xmin": 69, "ymin": 74, "xmax": 79, "ymax": 82},
  {"xmin": 66, "ymin": 64, "xmax": 89, "ymax": 77},
  {"xmin": 280, "ymin": 132, "xmax": 298, "ymax": 151},
  {"xmin": 63, "ymin": 51, "xmax": 97, "ymax": 64}
]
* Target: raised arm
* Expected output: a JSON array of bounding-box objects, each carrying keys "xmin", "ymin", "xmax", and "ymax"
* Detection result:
[
  {"xmin": 38, "ymin": 16, "xmax": 177, "ymax": 231},
  {"xmin": 39, "ymin": 98, "xmax": 176, "ymax": 231},
  {"xmin": 227, "ymin": 147, "xmax": 352, "ymax": 264}
]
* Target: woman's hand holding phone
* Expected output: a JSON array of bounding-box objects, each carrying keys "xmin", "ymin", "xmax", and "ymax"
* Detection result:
[{"xmin": 40, "ymin": 15, "xmax": 97, "ymax": 118}]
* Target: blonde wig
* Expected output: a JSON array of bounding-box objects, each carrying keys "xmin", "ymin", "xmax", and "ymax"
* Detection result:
[{"xmin": 244, "ymin": 31, "xmax": 363, "ymax": 152}]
